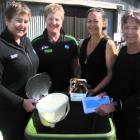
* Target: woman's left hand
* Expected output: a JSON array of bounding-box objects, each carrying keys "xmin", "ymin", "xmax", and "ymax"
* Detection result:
[{"xmin": 22, "ymin": 99, "xmax": 38, "ymax": 112}]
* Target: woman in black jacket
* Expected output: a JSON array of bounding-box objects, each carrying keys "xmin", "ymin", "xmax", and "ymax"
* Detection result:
[{"xmin": 0, "ymin": 2, "xmax": 39, "ymax": 140}]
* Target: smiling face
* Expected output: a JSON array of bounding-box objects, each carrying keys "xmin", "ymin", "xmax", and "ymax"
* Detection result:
[
  {"xmin": 121, "ymin": 10, "xmax": 140, "ymax": 46},
  {"xmin": 87, "ymin": 11, "xmax": 104, "ymax": 36},
  {"xmin": 6, "ymin": 13, "xmax": 30, "ymax": 41},
  {"xmin": 45, "ymin": 11, "xmax": 63, "ymax": 36},
  {"xmin": 122, "ymin": 18, "xmax": 140, "ymax": 45}
]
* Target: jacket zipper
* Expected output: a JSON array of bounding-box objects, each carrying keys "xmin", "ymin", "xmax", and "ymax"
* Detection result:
[
  {"xmin": 26, "ymin": 51, "xmax": 34, "ymax": 75},
  {"xmin": 22, "ymin": 48, "xmax": 34, "ymax": 76}
]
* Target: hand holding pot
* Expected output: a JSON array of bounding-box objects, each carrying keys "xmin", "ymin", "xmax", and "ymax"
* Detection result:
[{"xmin": 23, "ymin": 99, "xmax": 38, "ymax": 112}]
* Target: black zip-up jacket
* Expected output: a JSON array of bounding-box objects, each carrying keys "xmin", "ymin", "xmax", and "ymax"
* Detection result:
[{"xmin": 0, "ymin": 28, "xmax": 39, "ymax": 109}]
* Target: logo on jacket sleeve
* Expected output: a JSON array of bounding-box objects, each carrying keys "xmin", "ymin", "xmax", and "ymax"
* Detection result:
[
  {"xmin": 41, "ymin": 45, "xmax": 49, "ymax": 50},
  {"xmin": 10, "ymin": 54, "xmax": 18, "ymax": 59},
  {"xmin": 41, "ymin": 45, "xmax": 53, "ymax": 53},
  {"xmin": 64, "ymin": 44, "xmax": 70, "ymax": 50}
]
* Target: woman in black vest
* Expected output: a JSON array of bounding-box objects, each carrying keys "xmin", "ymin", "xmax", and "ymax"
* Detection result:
[{"xmin": 79, "ymin": 8, "xmax": 117, "ymax": 96}]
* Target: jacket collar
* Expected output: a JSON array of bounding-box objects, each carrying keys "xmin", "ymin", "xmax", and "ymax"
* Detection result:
[
  {"xmin": 43, "ymin": 28, "xmax": 65, "ymax": 43},
  {"xmin": 0, "ymin": 27, "xmax": 26, "ymax": 47}
]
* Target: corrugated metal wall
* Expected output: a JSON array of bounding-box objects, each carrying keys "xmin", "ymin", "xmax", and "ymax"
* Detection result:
[
  {"xmin": 27, "ymin": 3, "xmax": 115, "ymax": 40},
  {"xmin": 63, "ymin": 5, "xmax": 88, "ymax": 39},
  {"xmin": 0, "ymin": 0, "xmax": 139, "ymax": 40},
  {"xmin": 0, "ymin": 2, "xmax": 115, "ymax": 40},
  {"xmin": 27, "ymin": 3, "xmax": 45, "ymax": 40},
  {"xmin": 27, "ymin": 3, "xmax": 89, "ymax": 40},
  {"xmin": 63, "ymin": 5, "xmax": 115, "ymax": 39},
  {"xmin": 0, "ymin": 2, "xmax": 6, "ymax": 34}
]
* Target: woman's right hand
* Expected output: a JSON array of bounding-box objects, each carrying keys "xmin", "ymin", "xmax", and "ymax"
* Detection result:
[{"xmin": 22, "ymin": 99, "xmax": 38, "ymax": 112}]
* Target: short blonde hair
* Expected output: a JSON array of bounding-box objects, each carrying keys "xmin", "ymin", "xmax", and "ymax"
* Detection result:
[
  {"xmin": 44, "ymin": 3, "xmax": 65, "ymax": 20},
  {"xmin": 5, "ymin": 1, "xmax": 31, "ymax": 21},
  {"xmin": 121, "ymin": 10, "xmax": 140, "ymax": 27}
]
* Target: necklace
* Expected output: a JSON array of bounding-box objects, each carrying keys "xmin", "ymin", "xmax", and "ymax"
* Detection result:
[
  {"xmin": 87, "ymin": 40, "xmax": 96, "ymax": 56},
  {"xmin": 84, "ymin": 41, "xmax": 95, "ymax": 64},
  {"xmin": 84, "ymin": 37, "xmax": 102, "ymax": 64}
]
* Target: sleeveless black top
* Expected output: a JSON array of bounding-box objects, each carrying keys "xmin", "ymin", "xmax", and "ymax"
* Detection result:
[{"xmin": 79, "ymin": 37, "xmax": 108, "ymax": 92}]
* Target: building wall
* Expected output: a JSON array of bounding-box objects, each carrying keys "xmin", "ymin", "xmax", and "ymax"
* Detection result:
[
  {"xmin": 27, "ymin": 3, "xmax": 45, "ymax": 40},
  {"xmin": 0, "ymin": 1, "xmax": 6, "ymax": 33},
  {"xmin": 0, "ymin": 0, "xmax": 139, "ymax": 40},
  {"xmin": 26, "ymin": 3, "xmax": 115, "ymax": 40},
  {"xmin": 98, "ymin": 0, "xmax": 140, "ymax": 9}
]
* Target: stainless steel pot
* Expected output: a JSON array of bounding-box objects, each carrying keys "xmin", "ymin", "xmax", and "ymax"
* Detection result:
[{"xmin": 26, "ymin": 72, "xmax": 52, "ymax": 100}]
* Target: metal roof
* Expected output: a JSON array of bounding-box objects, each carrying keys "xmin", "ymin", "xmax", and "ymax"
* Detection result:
[{"xmin": 17, "ymin": 0, "xmax": 123, "ymax": 9}]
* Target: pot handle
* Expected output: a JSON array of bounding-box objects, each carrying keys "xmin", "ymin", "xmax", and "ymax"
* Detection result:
[{"xmin": 59, "ymin": 103, "xmax": 70, "ymax": 121}]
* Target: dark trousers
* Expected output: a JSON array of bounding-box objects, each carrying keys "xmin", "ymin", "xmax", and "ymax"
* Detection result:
[
  {"xmin": 114, "ymin": 112, "xmax": 139, "ymax": 140},
  {"xmin": 0, "ymin": 108, "xmax": 31, "ymax": 140}
]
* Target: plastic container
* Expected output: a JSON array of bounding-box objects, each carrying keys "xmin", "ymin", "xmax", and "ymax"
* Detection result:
[
  {"xmin": 0, "ymin": 131, "xmax": 3, "ymax": 140},
  {"xmin": 82, "ymin": 96, "xmax": 110, "ymax": 114},
  {"xmin": 25, "ymin": 101, "xmax": 116, "ymax": 140},
  {"xmin": 69, "ymin": 78, "xmax": 87, "ymax": 101},
  {"xmin": 70, "ymin": 92, "xmax": 87, "ymax": 101},
  {"xmin": 36, "ymin": 93, "xmax": 70, "ymax": 127},
  {"xmin": 25, "ymin": 117, "xmax": 116, "ymax": 140}
]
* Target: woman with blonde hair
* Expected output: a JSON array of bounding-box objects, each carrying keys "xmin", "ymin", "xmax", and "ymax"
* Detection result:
[{"xmin": 32, "ymin": 3, "xmax": 79, "ymax": 92}]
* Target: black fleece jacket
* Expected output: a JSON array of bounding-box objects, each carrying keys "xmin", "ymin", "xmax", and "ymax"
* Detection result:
[{"xmin": 0, "ymin": 28, "xmax": 39, "ymax": 109}]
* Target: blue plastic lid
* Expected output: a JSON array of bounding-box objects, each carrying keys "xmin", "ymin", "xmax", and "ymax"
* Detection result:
[{"xmin": 82, "ymin": 96, "xmax": 110, "ymax": 114}]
